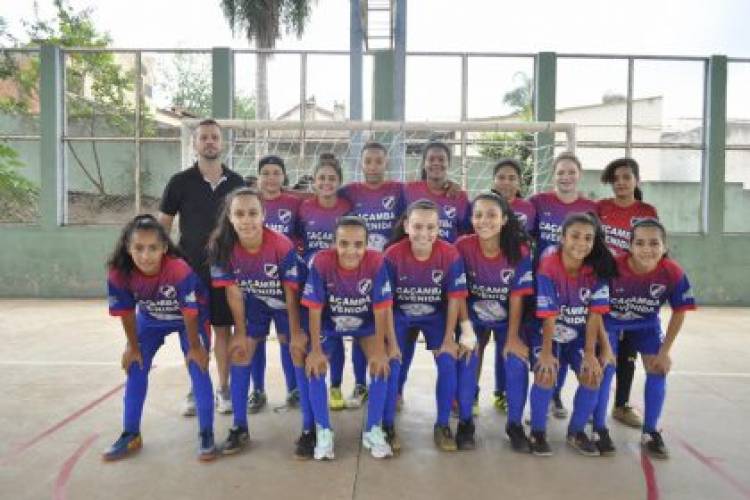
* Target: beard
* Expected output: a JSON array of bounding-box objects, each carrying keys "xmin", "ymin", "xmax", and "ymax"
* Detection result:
[{"xmin": 200, "ymin": 150, "xmax": 220, "ymax": 161}]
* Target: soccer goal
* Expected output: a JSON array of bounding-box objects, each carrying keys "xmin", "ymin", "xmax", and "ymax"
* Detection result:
[{"xmin": 180, "ymin": 119, "xmax": 576, "ymax": 197}]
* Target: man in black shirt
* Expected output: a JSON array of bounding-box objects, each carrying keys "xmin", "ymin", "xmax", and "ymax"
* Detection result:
[{"xmin": 158, "ymin": 119, "xmax": 245, "ymax": 416}]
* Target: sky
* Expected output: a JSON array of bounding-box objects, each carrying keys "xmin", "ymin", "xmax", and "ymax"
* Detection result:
[{"xmin": 3, "ymin": 0, "xmax": 750, "ymax": 121}]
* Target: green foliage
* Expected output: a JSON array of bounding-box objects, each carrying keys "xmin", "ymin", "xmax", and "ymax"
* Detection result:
[
  {"xmin": 221, "ymin": 0, "xmax": 313, "ymax": 48},
  {"xmin": 0, "ymin": 142, "xmax": 39, "ymax": 222}
]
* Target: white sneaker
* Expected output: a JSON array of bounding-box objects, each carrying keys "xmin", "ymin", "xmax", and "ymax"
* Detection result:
[
  {"xmin": 362, "ymin": 425, "xmax": 393, "ymax": 459},
  {"xmin": 313, "ymin": 426, "xmax": 335, "ymax": 460},
  {"xmin": 345, "ymin": 384, "xmax": 368, "ymax": 409},
  {"xmin": 182, "ymin": 391, "xmax": 196, "ymax": 417},
  {"xmin": 215, "ymin": 388, "xmax": 232, "ymax": 414}
]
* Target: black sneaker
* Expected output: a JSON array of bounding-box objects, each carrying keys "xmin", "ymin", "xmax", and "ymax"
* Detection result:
[
  {"xmin": 594, "ymin": 428, "xmax": 616, "ymax": 456},
  {"xmin": 641, "ymin": 431, "xmax": 669, "ymax": 459},
  {"xmin": 567, "ymin": 431, "xmax": 600, "ymax": 457},
  {"xmin": 294, "ymin": 430, "xmax": 316, "ymax": 460},
  {"xmin": 383, "ymin": 424, "xmax": 401, "ymax": 454},
  {"xmin": 455, "ymin": 420, "xmax": 476, "ymax": 450},
  {"xmin": 221, "ymin": 426, "xmax": 249, "ymax": 455},
  {"xmin": 529, "ymin": 430, "xmax": 552, "ymax": 456},
  {"xmin": 506, "ymin": 423, "xmax": 531, "ymax": 453}
]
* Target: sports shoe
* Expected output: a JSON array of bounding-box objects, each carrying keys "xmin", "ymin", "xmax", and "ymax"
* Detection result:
[
  {"xmin": 102, "ymin": 432, "xmax": 142, "ymax": 461},
  {"xmin": 329, "ymin": 387, "xmax": 345, "ymax": 411},
  {"xmin": 613, "ymin": 405, "xmax": 643, "ymax": 428},
  {"xmin": 433, "ymin": 424, "xmax": 458, "ymax": 452},
  {"xmin": 529, "ymin": 430, "xmax": 552, "ymax": 456},
  {"xmin": 472, "ymin": 397, "xmax": 480, "ymax": 417},
  {"xmin": 362, "ymin": 425, "xmax": 393, "ymax": 459},
  {"xmin": 593, "ymin": 428, "xmax": 616, "ymax": 456},
  {"xmin": 313, "ymin": 426, "xmax": 335, "ymax": 460},
  {"xmin": 383, "ymin": 424, "xmax": 401, "ymax": 454},
  {"xmin": 345, "ymin": 384, "xmax": 368, "ymax": 409},
  {"xmin": 493, "ymin": 391, "xmax": 508, "ymax": 413},
  {"xmin": 220, "ymin": 426, "xmax": 249, "ymax": 455},
  {"xmin": 247, "ymin": 390, "xmax": 267, "ymax": 414},
  {"xmin": 286, "ymin": 388, "xmax": 301, "ymax": 409},
  {"xmin": 641, "ymin": 431, "xmax": 669, "ymax": 459},
  {"xmin": 182, "ymin": 391, "xmax": 196, "ymax": 417},
  {"xmin": 215, "ymin": 387, "xmax": 232, "ymax": 414},
  {"xmin": 455, "ymin": 420, "xmax": 476, "ymax": 451},
  {"xmin": 506, "ymin": 423, "xmax": 531, "ymax": 453},
  {"xmin": 198, "ymin": 430, "xmax": 217, "ymax": 462},
  {"xmin": 567, "ymin": 431, "xmax": 600, "ymax": 457},
  {"xmin": 551, "ymin": 394, "xmax": 568, "ymax": 419},
  {"xmin": 294, "ymin": 430, "xmax": 316, "ymax": 460}
]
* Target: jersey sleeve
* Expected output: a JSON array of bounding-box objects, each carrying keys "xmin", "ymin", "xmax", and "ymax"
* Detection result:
[
  {"xmin": 300, "ymin": 259, "xmax": 326, "ymax": 310},
  {"xmin": 176, "ymin": 271, "xmax": 200, "ymax": 317},
  {"xmin": 510, "ymin": 253, "xmax": 534, "ymax": 296},
  {"xmin": 535, "ymin": 272, "xmax": 559, "ymax": 318},
  {"xmin": 280, "ymin": 247, "xmax": 301, "ymax": 290},
  {"xmin": 667, "ymin": 264, "xmax": 697, "ymax": 312},
  {"xmin": 210, "ymin": 263, "xmax": 235, "ymax": 288},
  {"xmin": 158, "ymin": 174, "xmax": 181, "ymax": 216},
  {"xmin": 589, "ymin": 279, "xmax": 610, "ymax": 314},
  {"xmin": 107, "ymin": 270, "xmax": 135, "ymax": 316},
  {"xmin": 372, "ymin": 262, "xmax": 394, "ymax": 310},
  {"xmin": 446, "ymin": 254, "xmax": 469, "ymax": 299}
]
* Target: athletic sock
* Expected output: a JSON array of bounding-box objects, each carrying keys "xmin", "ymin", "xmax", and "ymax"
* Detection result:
[
  {"xmin": 365, "ymin": 376, "xmax": 387, "ymax": 431},
  {"xmin": 457, "ymin": 352, "xmax": 479, "ymax": 421},
  {"xmin": 294, "ymin": 366, "xmax": 314, "ymax": 432},
  {"xmin": 494, "ymin": 331, "xmax": 507, "ymax": 394},
  {"xmin": 643, "ymin": 373, "xmax": 666, "ymax": 433},
  {"xmin": 280, "ymin": 343, "xmax": 297, "ymax": 393},
  {"xmin": 230, "ymin": 364, "xmax": 252, "ymax": 429},
  {"xmin": 329, "ymin": 337, "xmax": 345, "ymax": 388},
  {"xmin": 308, "ymin": 374, "xmax": 331, "ymax": 429},
  {"xmin": 435, "ymin": 352, "xmax": 458, "ymax": 427},
  {"xmin": 352, "ymin": 342, "xmax": 367, "ymax": 387},
  {"xmin": 593, "ymin": 364, "xmax": 616, "ymax": 430},
  {"xmin": 529, "ymin": 384, "xmax": 553, "ymax": 432},
  {"xmin": 504, "ymin": 353, "xmax": 529, "ymax": 425},
  {"xmin": 123, "ymin": 359, "xmax": 150, "ymax": 434},
  {"xmin": 398, "ymin": 338, "xmax": 417, "ymax": 395},
  {"xmin": 188, "ymin": 360, "xmax": 215, "ymax": 433},
  {"xmin": 568, "ymin": 384, "xmax": 600, "ymax": 434},
  {"xmin": 383, "ymin": 359, "xmax": 401, "ymax": 427},
  {"xmin": 250, "ymin": 340, "xmax": 266, "ymax": 393},
  {"xmin": 554, "ymin": 361, "xmax": 568, "ymax": 399}
]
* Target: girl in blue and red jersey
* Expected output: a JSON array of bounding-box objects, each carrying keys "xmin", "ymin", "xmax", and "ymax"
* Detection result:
[
  {"xmin": 528, "ymin": 212, "xmax": 617, "ymax": 457},
  {"xmin": 336, "ymin": 142, "xmax": 406, "ymax": 409},
  {"xmin": 299, "ymin": 216, "xmax": 395, "ymax": 460},
  {"xmin": 596, "ymin": 157, "xmax": 659, "ymax": 430},
  {"xmin": 456, "ymin": 193, "xmax": 534, "ymax": 450},
  {"xmin": 529, "ymin": 152, "xmax": 598, "ymax": 418},
  {"xmin": 208, "ymin": 187, "xmax": 303, "ymax": 456},
  {"xmin": 384, "ymin": 199, "xmax": 469, "ymax": 451},
  {"xmin": 602, "ymin": 219, "xmax": 695, "ymax": 459},
  {"xmin": 244, "ymin": 155, "xmax": 305, "ymax": 414},
  {"xmin": 297, "ymin": 154, "xmax": 353, "ymax": 412},
  {"xmin": 103, "ymin": 214, "xmax": 215, "ymax": 462}
]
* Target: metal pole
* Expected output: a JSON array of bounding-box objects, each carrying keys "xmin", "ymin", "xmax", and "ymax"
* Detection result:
[
  {"xmin": 626, "ymin": 58, "xmax": 634, "ymax": 157},
  {"xmin": 134, "ymin": 51, "xmax": 142, "ymax": 215},
  {"xmin": 460, "ymin": 54, "xmax": 468, "ymax": 189},
  {"xmin": 349, "ymin": 0, "xmax": 364, "ymax": 181},
  {"xmin": 299, "ymin": 52, "xmax": 307, "ymax": 176},
  {"xmin": 393, "ymin": 0, "xmax": 407, "ymax": 178}
]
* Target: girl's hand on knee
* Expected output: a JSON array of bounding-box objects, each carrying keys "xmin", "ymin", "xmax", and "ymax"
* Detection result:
[
  {"xmin": 386, "ymin": 341, "xmax": 402, "ymax": 362},
  {"xmin": 438, "ymin": 339, "xmax": 459, "ymax": 359},
  {"xmin": 305, "ymin": 349, "xmax": 328, "ymax": 378},
  {"xmin": 121, "ymin": 345, "xmax": 143, "ymax": 371},
  {"xmin": 187, "ymin": 345, "xmax": 209, "ymax": 372},
  {"xmin": 581, "ymin": 352, "xmax": 602, "ymax": 387},
  {"xmin": 290, "ymin": 334, "xmax": 308, "ymax": 360},
  {"xmin": 228, "ymin": 335, "xmax": 249, "ymax": 365},
  {"xmin": 534, "ymin": 352, "xmax": 558, "ymax": 387},
  {"xmin": 650, "ymin": 351, "xmax": 671, "ymax": 375},
  {"xmin": 369, "ymin": 351, "xmax": 391, "ymax": 378},
  {"xmin": 504, "ymin": 337, "xmax": 529, "ymax": 361}
]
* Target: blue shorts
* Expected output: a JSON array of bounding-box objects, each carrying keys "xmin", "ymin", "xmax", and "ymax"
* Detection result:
[
  {"xmin": 246, "ymin": 307, "xmax": 290, "ymax": 339},
  {"xmin": 395, "ymin": 314, "xmax": 444, "ymax": 351},
  {"xmin": 528, "ymin": 333, "xmax": 585, "ymax": 374},
  {"xmin": 619, "ymin": 327, "xmax": 663, "ymax": 356},
  {"xmin": 136, "ymin": 316, "xmax": 211, "ymax": 355},
  {"xmin": 474, "ymin": 322, "xmax": 509, "ymax": 345}
]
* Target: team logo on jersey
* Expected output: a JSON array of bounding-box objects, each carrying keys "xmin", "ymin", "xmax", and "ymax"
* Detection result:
[
  {"xmin": 358, "ymin": 278, "xmax": 373, "ymax": 295},
  {"xmin": 443, "ymin": 206, "xmax": 457, "ymax": 219},
  {"xmin": 456, "ymin": 273, "xmax": 467, "ymax": 285},
  {"xmin": 553, "ymin": 324, "xmax": 578, "ymax": 343},
  {"xmin": 649, "ymin": 283, "xmax": 667, "ymax": 299},
  {"xmin": 264, "ymin": 263, "xmax": 279, "ymax": 279},
  {"xmin": 518, "ymin": 270, "xmax": 532, "ymax": 285},
  {"xmin": 579, "ymin": 287, "xmax": 591, "ymax": 303},
  {"xmin": 515, "ymin": 213, "xmax": 528, "ymax": 227},
  {"xmin": 159, "ymin": 285, "xmax": 177, "ymax": 299},
  {"xmin": 333, "ymin": 315, "xmax": 364, "ymax": 332},
  {"xmin": 184, "ymin": 291, "xmax": 196, "ymax": 304},
  {"xmin": 278, "ymin": 209, "xmax": 292, "ymax": 224},
  {"xmin": 432, "ymin": 270, "xmax": 444, "ymax": 285},
  {"xmin": 592, "ymin": 286, "xmax": 609, "ymax": 301},
  {"xmin": 501, "ymin": 269, "xmax": 515, "ymax": 284},
  {"xmin": 382, "ymin": 196, "xmax": 396, "ymax": 210},
  {"xmin": 303, "ymin": 283, "xmax": 314, "ymax": 296}
]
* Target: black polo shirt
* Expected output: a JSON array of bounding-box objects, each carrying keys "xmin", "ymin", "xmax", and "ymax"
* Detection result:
[{"xmin": 159, "ymin": 163, "xmax": 245, "ymax": 277}]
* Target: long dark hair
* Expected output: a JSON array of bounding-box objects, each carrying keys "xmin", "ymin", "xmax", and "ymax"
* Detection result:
[
  {"xmin": 107, "ymin": 214, "xmax": 182, "ymax": 275},
  {"xmin": 630, "ymin": 218, "xmax": 669, "ymax": 257},
  {"xmin": 388, "ymin": 199, "xmax": 440, "ymax": 247},
  {"xmin": 472, "ymin": 193, "xmax": 527, "ymax": 265},
  {"xmin": 601, "ymin": 157, "xmax": 643, "ymax": 201},
  {"xmin": 207, "ymin": 187, "xmax": 264, "ymax": 269},
  {"xmin": 314, "ymin": 152, "xmax": 343, "ymax": 183},
  {"xmin": 560, "ymin": 212, "xmax": 618, "ymax": 279},
  {"xmin": 420, "ymin": 141, "xmax": 451, "ymax": 181}
]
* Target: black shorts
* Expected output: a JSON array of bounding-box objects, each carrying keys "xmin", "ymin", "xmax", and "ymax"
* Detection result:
[{"xmin": 209, "ymin": 285, "xmax": 234, "ymax": 327}]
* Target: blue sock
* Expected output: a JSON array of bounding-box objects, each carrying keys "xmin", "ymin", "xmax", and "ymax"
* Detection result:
[
  {"xmin": 593, "ymin": 364, "xmax": 616, "ymax": 430},
  {"xmin": 187, "ymin": 361, "xmax": 214, "ymax": 433},
  {"xmin": 250, "ymin": 341, "xmax": 266, "ymax": 393},
  {"xmin": 529, "ymin": 384, "xmax": 554, "ymax": 432},
  {"xmin": 280, "ymin": 343, "xmax": 296, "ymax": 393},
  {"xmin": 568, "ymin": 384, "xmax": 600, "ymax": 434},
  {"xmin": 435, "ymin": 352, "xmax": 457, "ymax": 427},
  {"xmin": 329, "ymin": 338, "xmax": 344, "ymax": 388},
  {"xmin": 366, "ymin": 376, "xmax": 387, "ymax": 431},
  {"xmin": 504, "ymin": 353, "xmax": 529, "ymax": 425},
  {"xmin": 230, "ymin": 364, "xmax": 251, "ymax": 429},
  {"xmin": 457, "ymin": 352, "xmax": 479, "ymax": 422},
  {"xmin": 294, "ymin": 366, "xmax": 314, "ymax": 432},
  {"xmin": 554, "ymin": 361, "xmax": 568, "ymax": 399},
  {"xmin": 308, "ymin": 374, "xmax": 331, "ymax": 429},
  {"xmin": 643, "ymin": 373, "xmax": 666, "ymax": 433},
  {"xmin": 399, "ymin": 339, "xmax": 417, "ymax": 396},
  {"xmin": 123, "ymin": 359, "xmax": 151, "ymax": 434},
  {"xmin": 383, "ymin": 359, "xmax": 401, "ymax": 427},
  {"xmin": 352, "ymin": 342, "xmax": 367, "ymax": 387},
  {"xmin": 494, "ymin": 331, "xmax": 507, "ymax": 394}
]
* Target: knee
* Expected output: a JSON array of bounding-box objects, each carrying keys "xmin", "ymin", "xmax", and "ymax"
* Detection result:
[{"xmin": 533, "ymin": 372, "xmax": 554, "ymax": 389}]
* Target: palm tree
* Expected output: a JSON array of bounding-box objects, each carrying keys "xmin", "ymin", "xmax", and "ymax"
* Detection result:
[{"xmin": 221, "ymin": 0, "xmax": 313, "ymax": 120}]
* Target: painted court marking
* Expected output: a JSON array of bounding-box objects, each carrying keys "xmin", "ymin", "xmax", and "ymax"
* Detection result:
[
  {"xmin": 673, "ymin": 435, "xmax": 750, "ymax": 500},
  {"xmin": 628, "ymin": 443, "xmax": 660, "ymax": 500},
  {"xmin": 53, "ymin": 433, "xmax": 99, "ymax": 500}
]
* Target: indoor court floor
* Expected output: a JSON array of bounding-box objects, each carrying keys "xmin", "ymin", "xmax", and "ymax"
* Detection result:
[{"xmin": 1, "ymin": 300, "xmax": 748, "ymax": 500}]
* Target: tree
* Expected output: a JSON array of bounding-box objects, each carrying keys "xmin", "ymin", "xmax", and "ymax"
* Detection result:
[{"xmin": 221, "ymin": 0, "xmax": 313, "ymax": 120}]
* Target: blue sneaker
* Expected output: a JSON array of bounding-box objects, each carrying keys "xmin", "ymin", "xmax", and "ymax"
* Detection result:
[
  {"xmin": 198, "ymin": 430, "xmax": 217, "ymax": 462},
  {"xmin": 102, "ymin": 432, "xmax": 142, "ymax": 461}
]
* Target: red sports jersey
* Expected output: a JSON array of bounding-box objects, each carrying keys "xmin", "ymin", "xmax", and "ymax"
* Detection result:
[{"xmin": 596, "ymin": 199, "xmax": 658, "ymax": 255}]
